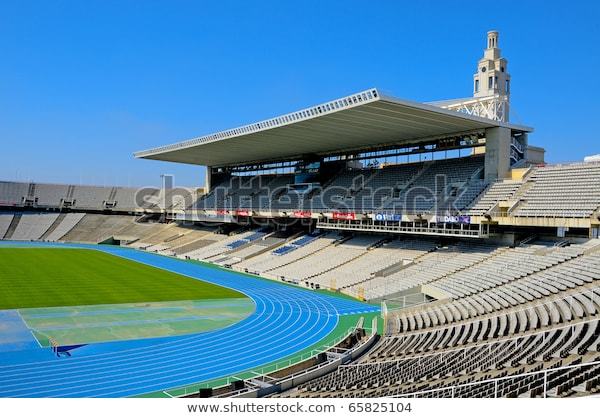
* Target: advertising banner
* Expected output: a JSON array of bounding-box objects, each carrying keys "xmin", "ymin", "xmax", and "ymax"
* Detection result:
[
  {"xmin": 373, "ymin": 213, "xmax": 402, "ymax": 222},
  {"xmin": 332, "ymin": 211, "xmax": 356, "ymax": 220},
  {"xmin": 292, "ymin": 210, "xmax": 312, "ymax": 218},
  {"xmin": 441, "ymin": 215, "xmax": 471, "ymax": 224}
]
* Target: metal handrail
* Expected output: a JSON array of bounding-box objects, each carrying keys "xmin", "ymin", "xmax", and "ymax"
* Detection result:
[{"xmin": 390, "ymin": 357, "xmax": 600, "ymax": 398}]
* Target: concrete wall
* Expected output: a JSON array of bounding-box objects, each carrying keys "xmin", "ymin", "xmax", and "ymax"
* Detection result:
[
  {"xmin": 484, "ymin": 127, "xmax": 511, "ymax": 181},
  {"xmin": 526, "ymin": 146, "xmax": 546, "ymax": 165}
]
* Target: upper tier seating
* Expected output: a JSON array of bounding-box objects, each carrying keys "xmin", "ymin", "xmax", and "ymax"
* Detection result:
[
  {"xmin": 35, "ymin": 184, "xmax": 70, "ymax": 207},
  {"xmin": 191, "ymin": 176, "xmax": 258, "ymax": 210},
  {"xmin": 0, "ymin": 182, "xmax": 29, "ymax": 206},
  {"xmin": 0, "ymin": 181, "xmax": 142, "ymax": 211},
  {"xmin": 309, "ymin": 170, "xmax": 375, "ymax": 211},
  {"xmin": 111, "ymin": 187, "xmax": 141, "ymax": 210},
  {"xmin": 183, "ymin": 158, "xmax": 600, "ymax": 220},
  {"xmin": 70, "ymin": 185, "xmax": 113, "ymax": 209},
  {"xmin": 382, "ymin": 155, "xmax": 484, "ymax": 214},
  {"xmin": 4, "ymin": 159, "xmax": 600, "ymax": 221},
  {"xmin": 252, "ymin": 175, "xmax": 294, "ymax": 209},
  {"xmin": 343, "ymin": 163, "xmax": 424, "ymax": 210},
  {"xmin": 188, "ymin": 155, "xmax": 485, "ymax": 214},
  {"xmin": 512, "ymin": 163, "xmax": 600, "ymax": 218}
]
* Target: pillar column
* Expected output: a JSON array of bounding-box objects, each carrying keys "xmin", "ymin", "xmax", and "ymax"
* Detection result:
[
  {"xmin": 484, "ymin": 127, "xmax": 511, "ymax": 181},
  {"xmin": 204, "ymin": 166, "xmax": 212, "ymax": 192}
]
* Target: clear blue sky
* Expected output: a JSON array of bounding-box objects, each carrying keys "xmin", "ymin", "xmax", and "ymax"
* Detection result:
[{"xmin": 1, "ymin": 0, "xmax": 598, "ymax": 187}]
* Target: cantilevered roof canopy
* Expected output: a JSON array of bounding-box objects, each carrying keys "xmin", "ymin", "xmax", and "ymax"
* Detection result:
[{"xmin": 135, "ymin": 88, "xmax": 532, "ymax": 168}]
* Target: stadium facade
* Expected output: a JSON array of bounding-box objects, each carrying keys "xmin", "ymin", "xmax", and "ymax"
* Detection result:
[{"xmin": 132, "ymin": 30, "xmax": 597, "ymax": 241}]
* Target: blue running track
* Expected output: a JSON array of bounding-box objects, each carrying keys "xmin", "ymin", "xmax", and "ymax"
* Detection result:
[{"xmin": 0, "ymin": 242, "xmax": 378, "ymax": 397}]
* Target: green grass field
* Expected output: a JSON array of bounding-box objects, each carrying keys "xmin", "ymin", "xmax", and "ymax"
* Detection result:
[{"xmin": 0, "ymin": 248, "xmax": 246, "ymax": 310}]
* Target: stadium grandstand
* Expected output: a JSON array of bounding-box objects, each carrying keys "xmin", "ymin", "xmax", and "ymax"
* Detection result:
[{"xmin": 1, "ymin": 30, "xmax": 600, "ymax": 399}]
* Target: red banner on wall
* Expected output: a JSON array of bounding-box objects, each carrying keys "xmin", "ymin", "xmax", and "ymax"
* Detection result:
[
  {"xmin": 332, "ymin": 211, "xmax": 356, "ymax": 220},
  {"xmin": 235, "ymin": 209, "xmax": 251, "ymax": 216},
  {"xmin": 292, "ymin": 210, "xmax": 312, "ymax": 218}
]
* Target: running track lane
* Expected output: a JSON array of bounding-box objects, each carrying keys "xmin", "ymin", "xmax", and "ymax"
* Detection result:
[{"xmin": 0, "ymin": 242, "xmax": 379, "ymax": 397}]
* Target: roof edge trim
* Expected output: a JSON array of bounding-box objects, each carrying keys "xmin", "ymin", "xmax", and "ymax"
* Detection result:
[{"xmin": 134, "ymin": 88, "xmax": 381, "ymax": 159}]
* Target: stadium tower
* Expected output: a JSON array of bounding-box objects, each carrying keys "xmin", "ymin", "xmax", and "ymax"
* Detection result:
[{"xmin": 474, "ymin": 31, "xmax": 510, "ymax": 101}]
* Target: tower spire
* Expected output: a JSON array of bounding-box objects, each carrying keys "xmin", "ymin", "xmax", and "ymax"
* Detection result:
[
  {"xmin": 473, "ymin": 30, "xmax": 510, "ymax": 99},
  {"xmin": 487, "ymin": 30, "xmax": 499, "ymax": 50}
]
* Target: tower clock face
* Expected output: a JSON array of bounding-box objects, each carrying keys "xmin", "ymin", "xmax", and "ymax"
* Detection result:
[{"xmin": 481, "ymin": 66, "xmax": 486, "ymax": 72}]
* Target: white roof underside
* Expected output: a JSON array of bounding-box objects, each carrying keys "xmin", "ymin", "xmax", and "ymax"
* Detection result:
[{"xmin": 135, "ymin": 88, "xmax": 532, "ymax": 167}]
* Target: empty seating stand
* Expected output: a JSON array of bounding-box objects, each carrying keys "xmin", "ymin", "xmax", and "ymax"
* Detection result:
[
  {"xmin": 467, "ymin": 181, "xmax": 523, "ymax": 216},
  {"xmin": 236, "ymin": 232, "xmax": 340, "ymax": 275},
  {"xmin": 10, "ymin": 213, "xmax": 59, "ymax": 240},
  {"xmin": 190, "ymin": 155, "xmax": 485, "ymax": 213},
  {"xmin": 43, "ymin": 213, "xmax": 86, "ymax": 241},
  {"xmin": 0, "ymin": 213, "xmax": 14, "ymax": 238},
  {"xmin": 283, "ymin": 240, "xmax": 600, "ymax": 398},
  {"xmin": 512, "ymin": 162, "xmax": 600, "ymax": 218},
  {"xmin": 268, "ymin": 235, "xmax": 382, "ymax": 286},
  {"xmin": 0, "ymin": 181, "xmax": 141, "ymax": 211}
]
